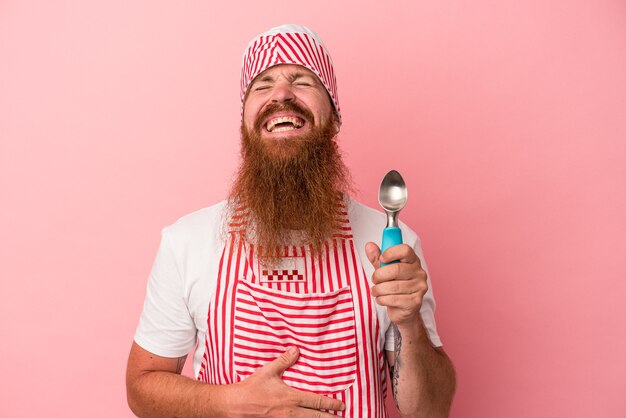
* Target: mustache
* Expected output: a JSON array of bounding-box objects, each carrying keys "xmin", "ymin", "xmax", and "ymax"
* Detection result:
[{"xmin": 253, "ymin": 102, "xmax": 315, "ymax": 133}]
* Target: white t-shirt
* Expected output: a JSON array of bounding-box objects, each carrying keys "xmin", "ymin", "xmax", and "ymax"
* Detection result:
[{"xmin": 135, "ymin": 199, "xmax": 442, "ymax": 377}]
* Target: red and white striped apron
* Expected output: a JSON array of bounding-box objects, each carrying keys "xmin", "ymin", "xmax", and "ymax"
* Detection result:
[{"xmin": 198, "ymin": 204, "xmax": 388, "ymax": 417}]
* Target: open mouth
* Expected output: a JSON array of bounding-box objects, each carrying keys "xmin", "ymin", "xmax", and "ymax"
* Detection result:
[{"xmin": 265, "ymin": 116, "xmax": 305, "ymax": 133}]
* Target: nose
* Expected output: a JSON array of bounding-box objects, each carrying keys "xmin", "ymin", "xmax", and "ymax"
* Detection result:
[{"xmin": 270, "ymin": 82, "xmax": 295, "ymax": 103}]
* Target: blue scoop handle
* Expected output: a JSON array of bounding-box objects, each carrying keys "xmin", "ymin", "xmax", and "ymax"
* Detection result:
[{"xmin": 381, "ymin": 226, "xmax": 403, "ymax": 266}]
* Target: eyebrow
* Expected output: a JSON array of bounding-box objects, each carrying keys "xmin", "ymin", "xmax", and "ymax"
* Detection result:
[
  {"xmin": 288, "ymin": 72, "xmax": 316, "ymax": 82},
  {"xmin": 254, "ymin": 72, "xmax": 317, "ymax": 84}
]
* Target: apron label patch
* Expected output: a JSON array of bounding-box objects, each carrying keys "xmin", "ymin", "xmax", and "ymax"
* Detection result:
[{"xmin": 259, "ymin": 255, "xmax": 307, "ymax": 283}]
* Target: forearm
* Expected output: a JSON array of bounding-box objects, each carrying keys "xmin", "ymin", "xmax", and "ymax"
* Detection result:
[
  {"xmin": 127, "ymin": 370, "xmax": 229, "ymax": 418},
  {"xmin": 390, "ymin": 318, "xmax": 456, "ymax": 418}
]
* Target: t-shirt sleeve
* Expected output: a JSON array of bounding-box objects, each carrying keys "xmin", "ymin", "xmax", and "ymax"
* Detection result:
[
  {"xmin": 383, "ymin": 232, "xmax": 442, "ymax": 350},
  {"xmin": 134, "ymin": 227, "xmax": 196, "ymax": 358}
]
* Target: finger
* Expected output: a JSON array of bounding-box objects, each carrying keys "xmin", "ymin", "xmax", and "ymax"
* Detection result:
[
  {"xmin": 380, "ymin": 243, "xmax": 420, "ymax": 266},
  {"xmin": 297, "ymin": 407, "xmax": 346, "ymax": 418},
  {"xmin": 260, "ymin": 346, "xmax": 300, "ymax": 377},
  {"xmin": 365, "ymin": 242, "xmax": 381, "ymax": 269},
  {"xmin": 371, "ymin": 275, "xmax": 428, "ymax": 297},
  {"xmin": 299, "ymin": 409, "xmax": 346, "ymax": 418},
  {"xmin": 374, "ymin": 293, "xmax": 424, "ymax": 310},
  {"xmin": 371, "ymin": 262, "xmax": 425, "ymax": 284},
  {"xmin": 296, "ymin": 389, "xmax": 345, "ymax": 412}
]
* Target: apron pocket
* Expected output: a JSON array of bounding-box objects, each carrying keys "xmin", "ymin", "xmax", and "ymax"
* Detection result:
[{"xmin": 233, "ymin": 279, "xmax": 357, "ymax": 394}]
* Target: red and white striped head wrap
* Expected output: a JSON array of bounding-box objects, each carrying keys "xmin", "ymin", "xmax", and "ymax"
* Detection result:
[{"xmin": 240, "ymin": 24, "xmax": 340, "ymax": 120}]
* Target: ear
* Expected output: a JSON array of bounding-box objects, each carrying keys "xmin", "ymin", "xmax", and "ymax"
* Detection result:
[{"xmin": 331, "ymin": 109, "xmax": 341, "ymax": 137}]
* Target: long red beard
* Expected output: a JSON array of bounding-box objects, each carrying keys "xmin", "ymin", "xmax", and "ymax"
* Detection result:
[{"xmin": 228, "ymin": 105, "xmax": 353, "ymax": 266}]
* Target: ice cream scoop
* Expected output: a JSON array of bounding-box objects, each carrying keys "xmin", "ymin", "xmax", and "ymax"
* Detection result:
[{"xmin": 378, "ymin": 170, "xmax": 407, "ymax": 265}]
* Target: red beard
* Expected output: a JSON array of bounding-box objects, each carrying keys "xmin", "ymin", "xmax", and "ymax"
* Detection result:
[{"xmin": 228, "ymin": 102, "xmax": 353, "ymax": 266}]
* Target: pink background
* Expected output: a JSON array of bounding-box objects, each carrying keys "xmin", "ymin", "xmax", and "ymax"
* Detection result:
[{"xmin": 1, "ymin": 1, "xmax": 625, "ymax": 417}]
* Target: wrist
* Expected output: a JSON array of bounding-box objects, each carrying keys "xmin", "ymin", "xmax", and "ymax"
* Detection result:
[
  {"xmin": 395, "ymin": 314, "xmax": 429, "ymax": 343},
  {"xmin": 209, "ymin": 383, "xmax": 236, "ymax": 418}
]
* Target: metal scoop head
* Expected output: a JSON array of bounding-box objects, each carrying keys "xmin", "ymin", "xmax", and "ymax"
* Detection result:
[{"xmin": 378, "ymin": 170, "xmax": 407, "ymax": 228}]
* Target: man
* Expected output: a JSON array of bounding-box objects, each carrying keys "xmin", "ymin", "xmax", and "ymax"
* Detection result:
[{"xmin": 127, "ymin": 24, "xmax": 455, "ymax": 418}]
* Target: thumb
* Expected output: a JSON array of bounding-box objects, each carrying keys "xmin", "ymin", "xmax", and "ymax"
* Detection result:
[
  {"xmin": 365, "ymin": 242, "xmax": 381, "ymax": 269},
  {"xmin": 262, "ymin": 346, "xmax": 300, "ymax": 377}
]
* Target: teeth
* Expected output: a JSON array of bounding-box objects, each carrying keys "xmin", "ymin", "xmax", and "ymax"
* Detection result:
[
  {"xmin": 266, "ymin": 116, "xmax": 304, "ymax": 132},
  {"xmin": 273, "ymin": 126, "xmax": 296, "ymax": 132}
]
